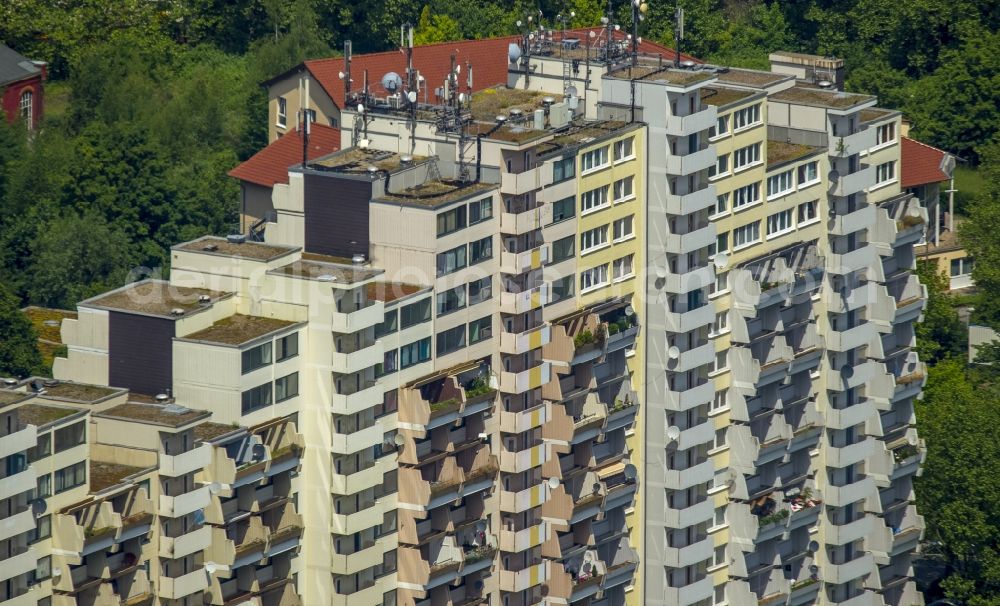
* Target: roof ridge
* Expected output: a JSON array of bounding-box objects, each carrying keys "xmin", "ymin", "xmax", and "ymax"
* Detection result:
[{"xmin": 902, "ymin": 136, "xmax": 948, "ymax": 155}]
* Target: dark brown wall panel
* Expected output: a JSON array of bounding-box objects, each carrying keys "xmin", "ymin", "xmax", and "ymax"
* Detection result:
[
  {"xmin": 108, "ymin": 312, "xmax": 174, "ymax": 396},
  {"xmin": 304, "ymin": 173, "xmax": 371, "ymax": 259}
]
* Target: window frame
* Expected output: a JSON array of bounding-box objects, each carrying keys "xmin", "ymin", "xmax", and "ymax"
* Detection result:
[
  {"xmin": 580, "ymin": 225, "xmax": 610, "ymax": 255},
  {"xmin": 276, "ymin": 96, "xmax": 288, "ymax": 128},
  {"xmin": 580, "ymin": 264, "xmax": 610, "ymax": 293},
  {"xmin": 766, "ymin": 208, "xmax": 795, "ymax": 239}
]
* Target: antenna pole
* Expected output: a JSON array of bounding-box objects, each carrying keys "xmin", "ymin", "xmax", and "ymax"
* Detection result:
[
  {"xmin": 674, "ymin": 1, "xmax": 683, "ymax": 67},
  {"xmin": 606, "ymin": 0, "xmax": 614, "ymax": 61},
  {"xmin": 344, "ymin": 40, "xmax": 352, "ymax": 97},
  {"xmin": 632, "ymin": 1, "xmax": 639, "ymax": 66}
]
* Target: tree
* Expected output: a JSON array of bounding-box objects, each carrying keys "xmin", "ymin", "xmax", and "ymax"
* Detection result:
[
  {"xmin": 960, "ymin": 136, "xmax": 1000, "ymax": 325},
  {"xmin": 413, "ymin": 5, "xmax": 462, "ymax": 45},
  {"xmin": 0, "ymin": 282, "xmax": 42, "ymax": 378},
  {"xmin": 914, "ymin": 260, "xmax": 966, "ymax": 363}
]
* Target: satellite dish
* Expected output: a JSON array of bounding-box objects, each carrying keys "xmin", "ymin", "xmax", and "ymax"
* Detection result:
[
  {"xmin": 30, "ymin": 499, "xmax": 47, "ymax": 517},
  {"xmin": 393, "ymin": 433, "xmax": 405, "ymax": 446},
  {"xmin": 840, "ymin": 365, "xmax": 854, "ymax": 380},
  {"xmin": 624, "ymin": 305, "xmax": 635, "ymax": 316},
  {"xmin": 668, "ymin": 346, "xmax": 681, "ymax": 360},
  {"xmin": 338, "ymin": 71, "xmax": 345, "ymax": 80},
  {"xmin": 666, "ymin": 426, "xmax": 681, "ymax": 442},
  {"xmin": 713, "ymin": 252, "xmax": 729, "ymax": 269},
  {"xmin": 547, "ymin": 477, "xmax": 560, "ymax": 489},
  {"xmin": 358, "ymin": 139, "xmax": 370, "ymax": 149},
  {"xmin": 455, "ymin": 64, "xmax": 461, "ymax": 75},
  {"xmin": 808, "ymin": 542, "xmax": 820, "ymax": 553},
  {"xmin": 406, "ymin": 91, "xmax": 417, "ymax": 103},
  {"xmin": 589, "ymin": 31, "xmax": 597, "ymax": 39},
  {"xmin": 459, "ymin": 93, "xmax": 467, "ymax": 104},
  {"xmin": 357, "ymin": 103, "xmax": 365, "ymax": 114},
  {"xmin": 381, "ymin": 71, "xmax": 403, "ymax": 93},
  {"xmin": 566, "ymin": 85, "xmax": 578, "ymax": 97},
  {"xmin": 623, "ymin": 464, "xmax": 637, "ymax": 481},
  {"xmin": 656, "ymin": 264, "xmax": 668, "ymax": 278},
  {"xmin": 251, "ymin": 443, "xmax": 266, "ymax": 460}
]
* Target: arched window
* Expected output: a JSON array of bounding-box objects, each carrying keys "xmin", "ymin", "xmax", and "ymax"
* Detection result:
[{"xmin": 19, "ymin": 90, "xmax": 33, "ymax": 127}]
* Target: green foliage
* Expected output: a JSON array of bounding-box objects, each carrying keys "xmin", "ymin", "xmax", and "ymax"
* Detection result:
[
  {"xmin": 0, "ymin": 282, "xmax": 43, "ymax": 378},
  {"xmin": 960, "ymin": 137, "xmax": 1000, "ymax": 325},
  {"xmin": 914, "ymin": 260, "xmax": 966, "ymax": 363},
  {"xmin": 414, "ymin": 6, "xmax": 462, "ymax": 45},
  {"xmin": 574, "ymin": 329, "xmax": 595, "ymax": 349}
]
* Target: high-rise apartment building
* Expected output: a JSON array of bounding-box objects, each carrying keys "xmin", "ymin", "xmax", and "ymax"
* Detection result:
[{"xmin": 14, "ymin": 22, "xmax": 926, "ymax": 606}]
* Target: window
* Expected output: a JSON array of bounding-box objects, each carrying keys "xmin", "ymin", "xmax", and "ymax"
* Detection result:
[
  {"xmin": 468, "ymin": 276, "xmax": 492, "ymax": 305},
  {"xmin": 612, "ymin": 255, "xmax": 635, "ymax": 281},
  {"xmin": 712, "ymin": 311, "xmax": 728, "ymax": 335},
  {"xmin": 716, "ymin": 232, "xmax": 729, "ymax": 253},
  {"xmin": 876, "ymin": 161, "xmax": 896, "ymax": 184},
  {"xmin": 580, "ymin": 146, "xmax": 609, "ymax": 172},
  {"xmin": 400, "ymin": 298, "xmax": 431, "ymax": 328},
  {"xmin": 581, "ymin": 185, "xmax": 610, "ymax": 213},
  {"xmin": 437, "ymin": 206, "xmax": 467, "ymax": 236},
  {"xmin": 30, "ymin": 433, "xmax": 51, "ymax": 462},
  {"xmin": 436, "ymin": 245, "xmax": 467, "ymax": 276},
  {"xmin": 34, "ymin": 555, "xmax": 51, "ymax": 583},
  {"xmin": 375, "ymin": 310, "xmax": 398, "ymax": 338},
  {"xmin": 54, "ymin": 421, "xmax": 85, "ymax": 453},
  {"xmin": 732, "ymin": 183, "xmax": 760, "ymax": 210},
  {"xmin": 242, "ymin": 342, "xmax": 271, "ymax": 374},
  {"xmin": 36, "ymin": 474, "xmax": 51, "ymax": 499},
  {"xmin": 469, "ymin": 236, "xmax": 493, "ymax": 264},
  {"xmin": 376, "ymin": 350, "xmax": 398, "ymax": 377},
  {"xmin": 551, "ymin": 196, "xmax": 575, "ymax": 223},
  {"xmin": 767, "ymin": 209, "xmax": 794, "ymax": 237},
  {"xmin": 875, "ymin": 123, "xmax": 895, "ymax": 146},
  {"xmin": 276, "ymin": 333, "xmax": 298, "ymax": 362},
  {"xmin": 436, "ymin": 285, "xmax": 467, "ymax": 316},
  {"xmin": 400, "ymin": 338, "xmax": 431, "ymax": 368},
  {"xmin": 613, "ymin": 215, "xmax": 635, "ymax": 241},
  {"xmin": 712, "ymin": 351, "xmax": 728, "ymax": 373},
  {"xmin": 732, "ymin": 104, "xmax": 761, "ymax": 130},
  {"xmin": 613, "ymin": 177, "xmax": 634, "ymax": 203},
  {"xmin": 733, "ymin": 143, "xmax": 761, "ymax": 170},
  {"xmin": 277, "ymin": 97, "xmax": 287, "ymax": 127},
  {"xmin": 550, "ymin": 275, "xmax": 574, "ymax": 302},
  {"xmin": 19, "ymin": 90, "xmax": 32, "ymax": 127},
  {"xmin": 713, "ymin": 115, "xmax": 729, "ymax": 138},
  {"xmin": 553, "ymin": 157, "xmax": 575, "ymax": 182},
  {"xmin": 732, "ymin": 221, "xmax": 761, "ymax": 249},
  {"xmin": 713, "ymin": 271, "xmax": 729, "ymax": 295},
  {"xmin": 713, "ymin": 428, "xmax": 727, "ymax": 450},
  {"xmin": 797, "ymin": 161, "xmax": 819, "ymax": 186},
  {"xmin": 798, "ymin": 200, "xmax": 819, "ymax": 224},
  {"xmin": 580, "ymin": 264, "xmax": 609, "ymax": 292},
  {"xmin": 30, "ymin": 514, "xmax": 50, "ymax": 543},
  {"xmin": 242, "ymin": 382, "xmax": 273, "ymax": 413},
  {"xmin": 766, "ymin": 169, "xmax": 794, "ymax": 198},
  {"xmin": 469, "ymin": 198, "xmax": 493, "ymax": 224},
  {"xmin": 950, "ymin": 257, "xmax": 974, "ymax": 276},
  {"xmin": 54, "ymin": 461, "xmax": 86, "ymax": 493},
  {"xmin": 712, "ymin": 193, "xmax": 729, "ymax": 216},
  {"xmin": 580, "ymin": 226, "xmax": 609, "ymax": 253},
  {"xmin": 436, "ymin": 326, "xmax": 466, "ymax": 355},
  {"xmin": 305, "ymin": 108, "xmax": 317, "ymax": 123},
  {"xmin": 552, "ymin": 235, "xmax": 575, "ymax": 263},
  {"xmin": 469, "ymin": 316, "xmax": 492, "ymax": 344},
  {"xmin": 712, "ymin": 389, "xmax": 728, "ymax": 411},
  {"xmin": 709, "ymin": 154, "xmax": 729, "ymax": 179},
  {"xmin": 614, "ymin": 137, "xmax": 634, "ymax": 161},
  {"xmin": 275, "ymin": 373, "xmax": 299, "ymax": 402}
]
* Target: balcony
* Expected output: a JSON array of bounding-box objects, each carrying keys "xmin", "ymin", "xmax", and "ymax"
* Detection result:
[
  {"xmin": 501, "ymin": 245, "xmax": 550, "ymax": 275},
  {"xmin": 499, "ymin": 483, "xmax": 548, "ymax": 513},
  {"xmin": 159, "ymin": 567, "xmax": 209, "ymax": 599},
  {"xmin": 501, "ymin": 166, "xmax": 552, "ymax": 195},
  {"xmin": 500, "ymin": 207, "xmax": 544, "ymax": 235},
  {"xmin": 891, "ymin": 274, "xmax": 926, "ymax": 325},
  {"xmin": 666, "ymin": 106, "xmax": 718, "ymax": 137},
  {"xmin": 500, "ymin": 324, "xmax": 551, "ymax": 355},
  {"xmin": 663, "ymin": 576, "xmax": 714, "ymax": 606},
  {"xmin": 331, "ymin": 340, "xmax": 383, "ymax": 374},
  {"xmin": 664, "ymin": 303, "xmax": 714, "ymax": 333},
  {"xmin": 499, "ymin": 404, "xmax": 548, "ymax": 433},
  {"xmin": 0, "ymin": 424, "xmax": 36, "ymax": 460},
  {"xmin": 500, "ymin": 284, "xmax": 550, "ymax": 314},
  {"xmin": 665, "ymin": 380, "xmax": 714, "ymax": 412},
  {"xmin": 827, "ymin": 514, "xmax": 873, "ymax": 547},
  {"xmin": 499, "ymin": 443, "xmax": 548, "ymax": 474},
  {"xmin": 827, "ymin": 243, "xmax": 877, "ymax": 275},
  {"xmin": 331, "ymin": 540, "xmax": 384, "ymax": 575},
  {"xmin": 663, "ymin": 460, "xmax": 714, "ymax": 490},
  {"xmin": 159, "ymin": 485, "xmax": 211, "ymax": 518},
  {"xmin": 160, "ymin": 524, "xmax": 212, "ymax": 559},
  {"xmin": 823, "ymin": 553, "xmax": 875, "ymax": 585},
  {"xmin": 0, "ymin": 466, "xmax": 36, "ymax": 501},
  {"xmin": 665, "ymin": 184, "xmax": 717, "ymax": 215},
  {"xmin": 665, "ymin": 223, "xmax": 716, "ymax": 255},
  {"xmin": 825, "ymin": 477, "xmax": 877, "ymax": 507},
  {"xmin": 331, "ymin": 501, "xmax": 382, "ymax": 535},
  {"xmin": 673, "ymin": 418, "xmax": 715, "ymax": 451},
  {"xmin": 829, "ymin": 128, "xmax": 877, "ymax": 158},
  {"xmin": 0, "ymin": 509, "xmax": 36, "ymax": 542},
  {"xmin": 662, "ymin": 498, "xmax": 714, "ymax": 529},
  {"xmin": 658, "ymin": 264, "xmax": 714, "ymax": 295},
  {"xmin": 330, "ymin": 380, "xmax": 383, "ymax": 415},
  {"xmin": 160, "ymin": 444, "xmax": 213, "ymax": 477},
  {"xmin": 499, "ymin": 561, "xmax": 548, "ymax": 592},
  {"xmin": 330, "ymin": 423, "xmax": 383, "ymax": 455},
  {"xmin": 0, "ymin": 547, "xmax": 36, "ymax": 582},
  {"xmin": 830, "ymin": 205, "xmax": 876, "ymax": 236},
  {"xmin": 331, "ymin": 300, "xmax": 384, "ymax": 334},
  {"xmin": 825, "ymin": 400, "xmax": 878, "ymax": 431},
  {"xmin": 827, "ymin": 322, "xmax": 875, "ymax": 352},
  {"xmin": 668, "ymin": 342, "xmax": 714, "ymax": 374},
  {"xmin": 663, "ymin": 534, "xmax": 713, "ymax": 568},
  {"xmin": 500, "ymin": 521, "xmax": 548, "ymax": 552},
  {"xmin": 667, "ymin": 146, "xmax": 717, "ymax": 176},
  {"xmin": 830, "ymin": 165, "xmax": 874, "ymax": 197},
  {"xmin": 500, "ymin": 361, "xmax": 551, "ymax": 394}
]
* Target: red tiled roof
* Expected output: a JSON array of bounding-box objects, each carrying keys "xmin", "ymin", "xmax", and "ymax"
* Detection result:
[
  {"xmin": 901, "ymin": 136, "xmax": 950, "ymax": 188},
  {"xmin": 228, "ymin": 123, "xmax": 340, "ymax": 188},
  {"xmin": 301, "ymin": 29, "xmax": 697, "ymax": 109}
]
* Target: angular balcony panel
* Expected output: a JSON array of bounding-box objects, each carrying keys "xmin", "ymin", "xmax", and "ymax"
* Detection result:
[
  {"xmin": 499, "ymin": 483, "xmax": 548, "ymax": 513},
  {"xmin": 500, "ymin": 324, "xmax": 551, "ymax": 356},
  {"xmin": 663, "ymin": 534, "xmax": 713, "ymax": 568},
  {"xmin": 826, "ymin": 515, "xmax": 873, "ymax": 546},
  {"xmin": 499, "ymin": 521, "xmax": 548, "ymax": 553},
  {"xmin": 663, "ymin": 577, "xmax": 714, "ymax": 606},
  {"xmin": 828, "ymin": 244, "xmax": 878, "ymax": 276},
  {"xmin": 827, "ymin": 323, "xmax": 876, "ymax": 352},
  {"xmin": 498, "ymin": 561, "xmax": 548, "ymax": 593},
  {"xmin": 830, "ymin": 205, "xmax": 877, "ymax": 236},
  {"xmin": 331, "ymin": 341, "xmax": 383, "ymax": 375},
  {"xmin": 663, "ymin": 303, "xmax": 714, "ymax": 333},
  {"xmin": 159, "ymin": 568, "xmax": 209, "ymax": 600},
  {"xmin": 665, "ymin": 380, "xmax": 714, "ymax": 412},
  {"xmin": 0, "ymin": 467, "xmax": 36, "ymax": 501},
  {"xmin": 830, "ymin": 166, "xmax": 875, "ymax": 197},
  {"xmin": 330, "ymin": 424, "xmax": 383, "ymax": 455},
  {"xmin": 665, "ymin": 184, "xmax": 717, "ymax": 216},
  {"xmin": 0, "ymin": 425, "xmax": 36, "ymax": 460},
  {"xmin": 330, "ymin": 380, "xmax": 382, "ymax": 416},
  {"xmin": 331, "ymin": 301, "xmax": 384, "ymax": 335},
  {"xmin": 663, "ymin": 460, "xmax": 714, "ymax": 491},
  {"xmin": 667, "ymin": 342, "xmax": 714, "ymax": 374},
  {"xmin": 500, "ymin": 208, "xmax": 543, "ymax": 235},
  {"xmin": 501, "ymin": 166, "xmax": 553, "ymax": 195},
  {"xmin": 665, "ymin": 223, "xmax": 717, "ymax": 255},
  {"xmin": 675, "ymin": 418, "xmax": 715, "ymax": 451},
  {"xmin": 666, "ymin": 107, "xmax": 719, "ymax": 137},
  {"xmin": 661, "ymin": 498, "xmax": 714, "ymax": 529},
  {"xmin": 160, "ymin": 444, "xmax": 213, "ymax": 477},
  {"xmin": 499, "ymin": 362, "xmax": 552, "ymax": 395},
  {"xmin": 160, "ymin": 524, "xmax": 212, "ymax": 559},
  {"xmin": 658, "ymin": 265, "xmax": 715, "ymax": 296},
  {"xmin": 498, "ymin": 404, "xmax": 547, "ymax": 434},
  {"xmin": 824, "ymin": 477, "xmax": 878, "ymax": 507},
  {"xmin": 500, "ymin": 285, "xmax": 550, "ymax": 315},
  {"xmin": 667, "ymin": 147, "xmax": 717, "ymax": 176},
  {"xmin": 823, "ymin": 553, "xmax": 875, "ymax": 586},
  {"xmin": 499, "ymin": 443, "xmax": 548, "ymax": 474},
  {"xmin": 0, "ymin": 509, "xmax": 36, "ymax": 542},
  {"xmin": 500, "ymin": 245, "xmax": 550, "ymax": 275},
  {"xmin": 825, "ymin": 400, "xmax": 879, "ymax": 431},
  {"xmin": 0, "ymin": 548, "xmax": 36, "ymax": 582},
  {"xmin": 159, "ymin": 486, "xmax": 211, "ymax": 518},
  {"xmin": 829, "ymin": 128, "xmax": 877, "ymax": 158},
  {"xmin": 331, "ymin": 540, "xmax": 384, "ymax": 576}
]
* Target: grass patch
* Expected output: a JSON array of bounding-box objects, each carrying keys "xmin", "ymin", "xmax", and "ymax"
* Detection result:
[{"xmin": 954, "ymin": 165, "xmax": 984, "ymax": 215}]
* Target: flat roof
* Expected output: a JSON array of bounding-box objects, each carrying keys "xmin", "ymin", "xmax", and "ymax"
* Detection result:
[
  {"xmin": 377, "ymin": 180, "xmax": 497, "ymax": 208},
  {"xmin": 0, "ymin": 390, "xmax": 33, "ymax": 408},
  {"xmin": 535, "ymin": 121, "xmax": 636, "ymax": 158},
  {"xmin": 194, "ymin": 421, "xmax": 241, "ymax": 442},
  {"xmin": 860, "ymin": 108, "xmax": 897, "ymax": 124},
  {"xmin": 702, "ymin": 86, "xmax": 758, "ymax": 108},
  {"xmin": 96, "ymin": 402, "xmax": 210, "ymax": 428},
  {"xmin": 183, "ymin": 314, "xmax": 298, "ymax": 346},
  {"xmin": 312, "ymin": 148, "xmax": 425, "ymax": 175},
  {"xmin": 17, "ymin": 403, "xmax": 80, "ymax": 426},
  {"xmin": 82, "ymin": 280, "xmax": 229, "ymax": 319},
  {"xmin": 767, "ymin": 140, "xmax": 823, "ymax": 168},
  {"xmin": 716, "ymin": 69, "xmax": 791, "ymax": 88},
  {"xmin": 23, "ymin": 307, "xmax": 76, "ymax": 343},
  {"xmin": 41, "ymin": 381, "xmax": 121, "ymax": 403},
  {"xmin": 366, "ymin": 281, "xmax": 429, "ymax": 304},
  {"xmin": 770, "ymin": 84, "xmax": 874, "ymax": 110},
  {"xmin": 90, "ymin": 461, "xmax": 150, "ymax": 493},
  {"xmin": 271, "ymin": 258, "xmax": 383, "ymax": 284},
  {"xmin": 174, "ymin": 236, "xmax": 299, "ymax": 262},
  {"xmin": 471, "ymin": 88, "xmax": 563, "ymax": 123},
  {"xmin": 610, "ymin": 64, "xmax": 714, "ymax": 86}
]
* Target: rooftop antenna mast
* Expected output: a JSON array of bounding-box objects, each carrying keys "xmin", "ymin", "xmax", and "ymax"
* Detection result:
[
  {"xmin": 300, "ymin": 76, "xmax": 311, "ymax": 168},
  {"xmin": 344, "ymin": 40, "xmax": 352, "ymax": 98},
  {"xmin": 604, "ymin": 0, "xmax": 614, "ymax": 62},
  {"xmin": 674, "ymin": 0, "xmax": 684, "ymax": 67},
  {"xmin": 631, "ymin": 0, "xmax": 648, "ymax": 66}
]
